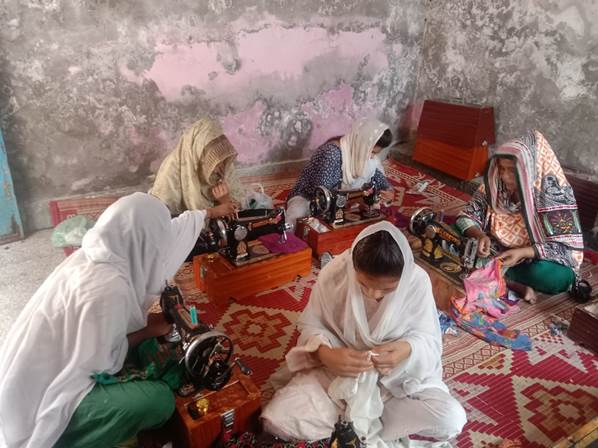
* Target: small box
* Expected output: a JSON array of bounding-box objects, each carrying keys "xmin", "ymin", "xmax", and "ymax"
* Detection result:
[
  {"xmin": 567, "ymin": 299, "xmax": 598, "ymax": 353},
  {"xmin": 172, "ymin": 370, "xmax": 261, "ymax": 448},
  {"xmin": 193, "ymin": 247, "xmax": 312, "ymax": 305}
]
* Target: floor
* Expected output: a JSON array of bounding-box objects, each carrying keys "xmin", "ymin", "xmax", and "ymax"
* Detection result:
[{"xmin": 0, "ymin": 229, "xmax": 64, "ymax": 340}]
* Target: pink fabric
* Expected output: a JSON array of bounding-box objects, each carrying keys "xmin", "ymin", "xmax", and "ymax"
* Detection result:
[{"xmin": 258, "ymin": 232, "xmax": 308, "ymax": 254}]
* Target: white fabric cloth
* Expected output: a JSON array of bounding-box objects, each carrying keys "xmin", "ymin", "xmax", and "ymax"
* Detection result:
[
  {"xmin": 285, "ymin": 195, "xmax": 311, "ymax": 229},
  {"xmin": 340, "ymin": 118, "xmax": 389, "ymax": 188},
  {"xmin": 0, "ymin": 193, "xmax": 205, "ymax": 448},
  {"xmin": 261, "ymin": 221, "xmax": 460, "ymax": 446}
]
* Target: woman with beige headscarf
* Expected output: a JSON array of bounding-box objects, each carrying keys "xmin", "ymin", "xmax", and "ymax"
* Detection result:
[
  {"xmin": 286, "ymin": 118, "xmax": 395, "ymax": 228},
  {"xmin": 150, "ymin": 117, "xmax": 245, "ymax": 216}
]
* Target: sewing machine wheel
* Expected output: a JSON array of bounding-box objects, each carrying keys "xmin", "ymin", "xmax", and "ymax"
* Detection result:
[
  {"xmin": 213, "ymin": 219, "xmax": 229, "ymax": 248},
  {"xmin": 409, "ymin": 207, "xmax": 436, "ymax": 236},
  {"xmin": 335, "ymin": 194, "xmax": 347, "ymax": 208},
  {"xmin": 185, "ymin": 331, "xmax": 234, "ymax": 390},
  {"xmin": 233, "ymin": 225, "xmax": 248, "ymax": 241},
  {"xmin": 313, "ymin": 186, "xmax": 332, "ymax": 214}
]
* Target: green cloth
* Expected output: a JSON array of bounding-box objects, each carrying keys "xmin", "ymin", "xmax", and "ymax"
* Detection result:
[
  {"xmin": 93, "ymin": 337, "xmax": 185, "ymax": 390},
  {"xmin": 55, "ymin": 338, "xmax": 183, "ymax": 448},
  {"xmin": 54, "ymin": 380, "xmax": 174, "ymax": 448},
  {"xmin": 506, "ymin": 259, "xmax": 575, "ymax": 294}
]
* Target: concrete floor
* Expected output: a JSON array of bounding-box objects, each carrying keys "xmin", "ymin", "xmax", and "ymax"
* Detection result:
[{"xmin": 0, "ymin": 229, "xmax": 64, "ymax": 341}]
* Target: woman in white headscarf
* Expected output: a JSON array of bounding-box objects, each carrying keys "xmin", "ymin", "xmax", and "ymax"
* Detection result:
[
  {"xmin": 285, "ymin": 118, "xmax": 395, "ymax": 228},
  {"xmin": 0, "ymin": 193, "xmax": 224, "ymax": 448},
  {"xmin": 261, "ymin": 222, "xmax": 466, "ymax": 446}
]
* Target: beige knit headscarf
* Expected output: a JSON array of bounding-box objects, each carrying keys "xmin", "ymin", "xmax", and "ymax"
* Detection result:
[{"xmin": 149, "ymin": 117, "xmax": 245, "ymax": 215}]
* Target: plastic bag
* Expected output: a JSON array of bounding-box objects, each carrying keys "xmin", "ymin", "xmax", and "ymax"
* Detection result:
[
  {"xmin": 242, "ymin": 183, "xmax": 273, "ymax": 210},
  {"xmin": 51, "ymin": 215, "xmax": 95, "ymax": 248}
]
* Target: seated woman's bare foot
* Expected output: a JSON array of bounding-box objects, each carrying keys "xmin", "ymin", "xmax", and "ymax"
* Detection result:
[
  {"xmin": 507, "ymin": 281, "xmax": 538, "ymax": 304},
  {"xmin": 522, "ymin": 286, "xmax": 537, "ymax": 304}
]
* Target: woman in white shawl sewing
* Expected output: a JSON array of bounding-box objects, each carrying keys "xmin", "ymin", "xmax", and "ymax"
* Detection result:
[
  {"xmin": 150, "ymin": 116, "xmax": 245, "ymax": 216},
  {"xmin": 0, "ymin": 193, "xmax": 227, "ymax": 448},
  {"xmin": 285, "ymin": 118, "xmax": 395, "ymax": 228},
  {"xmin": 261, "ymin": 222, "xmax": 466, "ymax": 446}
]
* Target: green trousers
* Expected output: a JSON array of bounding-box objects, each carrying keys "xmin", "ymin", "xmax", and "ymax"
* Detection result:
[
  {"xmin": 54, "ymin": 380, "xmax": 175, "ymax": 448},
  {"xmin": 506, "ymin": 259, "xmax": 575, "ymax": 294}
]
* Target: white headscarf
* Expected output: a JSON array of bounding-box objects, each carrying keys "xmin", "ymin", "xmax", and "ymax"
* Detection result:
[
  {"xmin": 340, "ymin": 118, "xmax": 390, "ymax": 188},
  {"xmin": 0, "ymin": 193, "xmax": 205, "ymax": 448},
  {"xmin": 292, "ymin": 221, "xmax": 446, "ymax": 445}
]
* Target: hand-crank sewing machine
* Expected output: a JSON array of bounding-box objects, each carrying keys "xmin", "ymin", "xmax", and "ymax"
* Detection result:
[
  {"xmin": 161, "ymin": 285, "xmax": 263, "ymax": 448},
  {"xmin": 160, "ymin": 284, "xmax": 251, "ymax": 396},
  {"xmin": 295, "ymin": 182, "xmax": 387, "ymax": 266},
  {"xmin": 409, "ymin": 207, "xmax": 478, "ymax": 273},
  {"xmin": 194, "ymin": 208, "xmax": 292, "ymax": 265},
  {"xmin": 310, "ymin": 182, "xmax": 381, "ymax": 227}
]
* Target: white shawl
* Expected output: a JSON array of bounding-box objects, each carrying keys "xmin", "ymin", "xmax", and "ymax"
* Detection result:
[
  {"xmin": 287, "ymin": 221, "xmax": 446, "ymax": 446},
  {"xmin": 0, "ymin": 193, "xmax": 205, "ymax": 448},
  {"xmin": 340, "ymin": 118, "xmax": 389, "ymax": 188}
]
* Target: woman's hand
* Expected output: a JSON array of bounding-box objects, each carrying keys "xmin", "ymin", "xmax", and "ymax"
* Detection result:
[
  {"xmin": 371, "ymin": 340, "xmax": 412, "ymax": 376},
  {"xmin": 379, "ymin": 189, "xmax": 395, "ymax": 203},
  {"xmin": 477, "ymin": 234, "xmax": 492, "ymax": 257},
  {"xmin": 146, "ymin": 312, "xmax": 173, "ymax": 338},
  {"xmin": 317, "ymin": 345, "xmax": 373, "ymax": 378},
  {"xmin": 211, "ymin": 182, "xmax": 231, "ymax": 203},
  {"xmin": 207, "ymin": 201, "xmax": 238, "ymax": 220},
  {"xmin": 497, "ymin": 246, "xmax": 535, "ymax": 267}
]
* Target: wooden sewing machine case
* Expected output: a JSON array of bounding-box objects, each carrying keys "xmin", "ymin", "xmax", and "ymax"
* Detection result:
[
  {"xmin": 193, "ymin": 245, "xmax": 312, "ymax": 305},
  {"xmin": 567, "ymin": 299, "xmax": 598, "ymax": 353},
  {"xmin": 295, "ymin": 216, "xmax": 386, "ymax": 258},
  {"xmin": 413, "ymin": 100, "xmax": 495, "ymax": 180},
  {"xmin": 172, "ymin": 370, "xmax": 261, "ymax": 448}
]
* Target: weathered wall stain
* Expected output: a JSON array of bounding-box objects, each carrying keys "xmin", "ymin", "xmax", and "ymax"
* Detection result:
[
  {"xmin": 414, "ymin": 0, "xmax": 598, "ymax": 175},
  {"xmin": 0, "ymin": 1, "xmax": 424, "ymax": 231},
  {"xmin": 2, "ymin": 0, "xmax": 597, "ymax": 232}
]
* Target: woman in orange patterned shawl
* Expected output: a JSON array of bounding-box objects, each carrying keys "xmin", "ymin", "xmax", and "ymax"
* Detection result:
[{"xmin": 457, "ymin": 130, "xmax": 584, "ymax": 303}]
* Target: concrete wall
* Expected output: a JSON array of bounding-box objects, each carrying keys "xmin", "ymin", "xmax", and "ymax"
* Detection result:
[
  {"xmin": 0, "ymin": 1, "xmax": 425, "ymax": 232},
  {"xmin": 414, "ymin": 0, "xmax": 598, "ymax": 173}
]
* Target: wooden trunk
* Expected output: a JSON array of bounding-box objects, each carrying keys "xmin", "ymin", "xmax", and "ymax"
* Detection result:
[
  {"xmin": 193, "ymin": 248, "xmax": 312, "ymax": 305},
  {"xmin": 172, "ymin": 371, "xmax": 261, "ymax": 448},
  {"xmin": 295, "ymin": 217, "xmax": 385, "ymax": 258},
  {"xmin": 567, "ymin": 299, "xmax": 598, "ymax": 353},
  {"xmin": 413, "ymin": 100, "xmax": 495, "ymax": 181}
]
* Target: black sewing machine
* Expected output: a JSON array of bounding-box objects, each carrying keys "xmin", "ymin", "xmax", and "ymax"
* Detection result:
[
  {"xmin": 329, "ymin": 417, "xmax": 365, "ymax": 448},
  {"xmin": 409, "ymin": 207, "xmax": 478, "ymax": 272},
  {"xmin": 310, "ymin": 182, "xmax": 381, "ymax": 227},
  {"xmin": 160, "ymin": 284, "xmax": 251, "ymax": 396},
  {"xmin": 193, "ymin": 208, "xmax": 292, "ymax": 264}
]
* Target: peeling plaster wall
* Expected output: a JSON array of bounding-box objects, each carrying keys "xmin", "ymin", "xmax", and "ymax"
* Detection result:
[
  {"xmin": 0, "ymin": 1, "xmax": 425, "ymax": 231},
  {"xmin": 414, "ymin": 0, "xmax": 598, "ymax": 175}
]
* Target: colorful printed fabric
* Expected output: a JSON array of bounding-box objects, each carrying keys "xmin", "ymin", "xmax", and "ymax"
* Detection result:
[
  {"xmin": 450, "ymin": 297, "xmax": 532, "ymax": 351},
  {"xmin": 449, "ymin": 259, "xmax": 531, "ymax": 351},
  {"xmin": 457, "ymin": 130, "xmax": 584, "ymax": 271}
]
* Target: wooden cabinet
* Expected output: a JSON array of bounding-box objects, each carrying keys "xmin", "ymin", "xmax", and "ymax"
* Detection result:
[{"xmin": 413, "ymin": 100, "xmax": 495, "ymax": 180}]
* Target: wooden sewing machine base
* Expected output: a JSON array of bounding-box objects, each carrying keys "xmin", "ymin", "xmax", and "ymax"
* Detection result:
[
  {"xmin": 414, "ymin": 255, "xmax": 465, "ymax": 312},
  {"xmin": 295, "ymin": 216, "xmax": 386, "ymax": 258},
  {"xmin": 172, "ymin": 370, "xmax": 261, "ymax": 448},
  {"xmin": 193, "ymin": 247, "xmax": 312, "ymax": 306}
]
